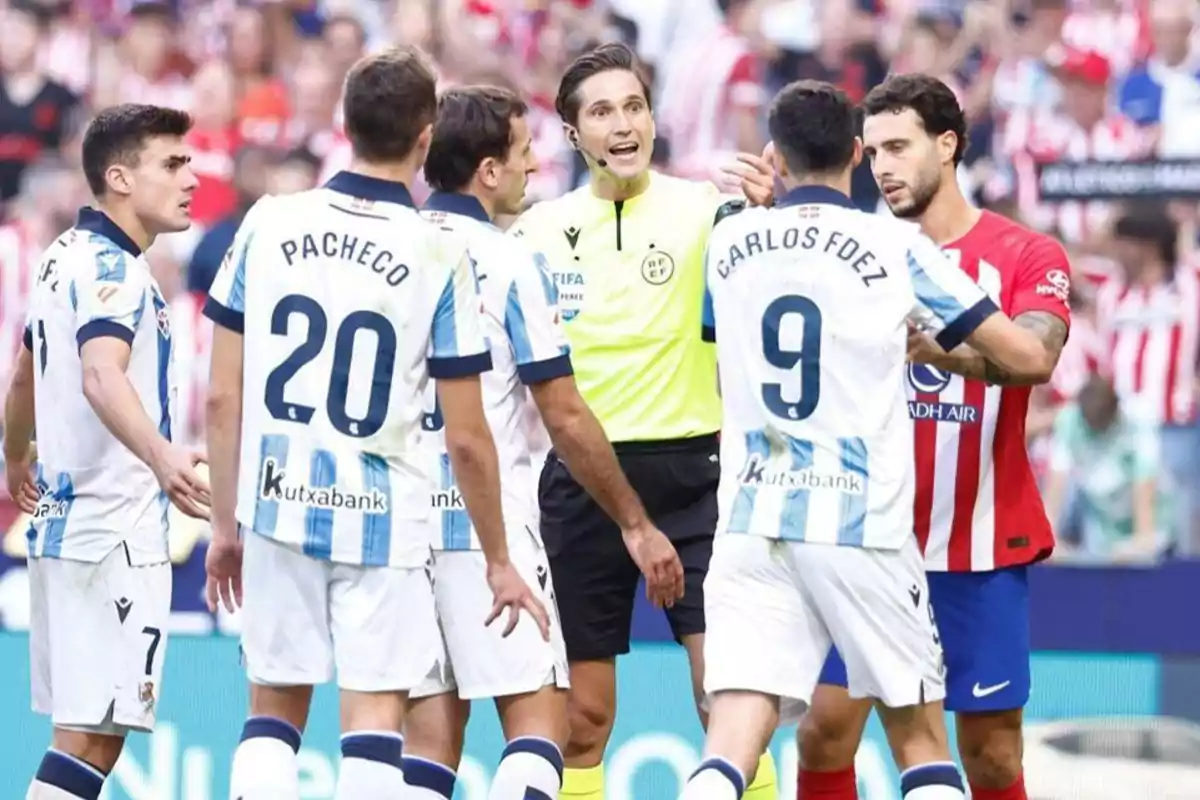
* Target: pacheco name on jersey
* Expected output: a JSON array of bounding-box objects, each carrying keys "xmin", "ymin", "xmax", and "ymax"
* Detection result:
[
  {"xmin": 906, "ymin": 363, "xmax": 980, "ymax": 424},
  {"xmin": 258, "ymin": 457, "xmax": 388, "ymax": 513}
]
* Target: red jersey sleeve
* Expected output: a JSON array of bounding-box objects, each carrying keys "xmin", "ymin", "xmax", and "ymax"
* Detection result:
[
  {"xmin": 1011, "ymin": 233, "xmax": 1072, "ymax": 325},
  {"xmin": 726, "ymin": 52, "xmax": 765, "ymax": 111}
]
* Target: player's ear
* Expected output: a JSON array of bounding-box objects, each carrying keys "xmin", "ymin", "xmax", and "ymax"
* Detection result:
[
  {"xmin": 416, "ymin": 123, "xmax": 433, "ymax": 157},
  {"xmin": 851, "ymin": 137, "xmax": 863, "ymax": 170},
  {"xmin": 478, "ymin": 156, "xmax": 500, "ymax": 190},
  {"xmin": 937, "ymin": 131, "xmax": 957, "ymax": 166},
  {"xmin": 103, "ymin": 163, "xmax": 134, "ymax": 198},
  {"xmin": 563, "ymin": 123, "xmax": 579, "ymax": 150},
  {"xmin": 768, "ymin": 140, "xmax": 787, "ymax": 179}
]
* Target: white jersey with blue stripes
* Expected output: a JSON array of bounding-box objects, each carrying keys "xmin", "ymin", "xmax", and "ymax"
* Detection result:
[
  {"xmin": 420, "ymin": 192, "xmax": 572, "ymax": 550},
  {"xmin": 703, "ymin": 185, "xmax": 998, "ymax": 550},
  {"xmin": 22, "ymin": 209, "xmax": 176, "ymax": 564},
  {"xmin": 203, "ymin": 172, "xmax": 492, "ymax": 568}
]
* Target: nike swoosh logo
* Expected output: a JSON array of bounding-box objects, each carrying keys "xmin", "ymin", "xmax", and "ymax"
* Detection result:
[{"xmin": 972, "ymin": 681, "xmax": 1011, "ymax": 698}]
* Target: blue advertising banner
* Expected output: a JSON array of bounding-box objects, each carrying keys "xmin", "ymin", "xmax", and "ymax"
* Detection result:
[{"xmin": 0, "ymin": 635, "xmax": 1163, "ymax": 800}]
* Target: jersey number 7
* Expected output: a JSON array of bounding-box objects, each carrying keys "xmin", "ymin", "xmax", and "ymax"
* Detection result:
[
  {"xmin": 264, "ymin": 294, "xmax": 396, "ymax": 438},
  {"xmin": 761, "ymin": 294, "xmax": 822, "ymax": 421}
]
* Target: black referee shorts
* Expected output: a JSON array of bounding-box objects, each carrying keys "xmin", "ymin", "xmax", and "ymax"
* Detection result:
[{"xmin": 538, "ymin": 433, "xmax": 719, "ymax": 661}]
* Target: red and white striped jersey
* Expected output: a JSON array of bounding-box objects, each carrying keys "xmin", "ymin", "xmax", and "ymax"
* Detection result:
[
  {"xmin": 1096, "ymin": 267, "xmax": 1200, "ymax": 425},
  {"xmin": 1004, "ymin": 109, "xmax": 1148, "ymax": 244},
  {"xmin": 656, "ymin": 25, "xmax": 764, "ymax": 182},
  {"xmin": 1049, "ymin": 313, "xmax": 1102, "ymax": 403},
  {"xmin": 0, "ymin": 223, "xmax": 35, "ymax": 393},
  {"xmin": 169, "ymin": 291, "xmax": 214, "ymax": 447},
  {"xmin": 910, "ymin": 211, "xmax": 1070, "ymax": 571}
]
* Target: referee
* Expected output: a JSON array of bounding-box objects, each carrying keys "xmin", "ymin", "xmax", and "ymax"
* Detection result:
[{"xmin": 510, "ymin": 43, "xmax": 777, "ymax": 800}]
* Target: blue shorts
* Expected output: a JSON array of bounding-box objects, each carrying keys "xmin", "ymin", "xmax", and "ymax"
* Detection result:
[{"xmin": 820, "ymin": 566, "xmax": 1030, "ymax": 712}]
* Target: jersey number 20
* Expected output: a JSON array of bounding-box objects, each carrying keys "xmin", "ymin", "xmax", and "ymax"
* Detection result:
[
  {"xmin": 762, "ymin": 294, "xmax": 821, "ymax": 421},
  {"xmin": 264, "ymin": 294, "xmax": 395, "ymax": 438}
]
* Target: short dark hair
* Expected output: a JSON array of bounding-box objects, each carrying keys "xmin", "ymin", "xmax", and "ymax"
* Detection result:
[
  {"xmin": 768, "ymin": 80, "xmax": 857, "ymax": 176},
  {"xmin": 424, "ymin": 86, "xmax": 528, "ymax": 193},
  {"xmin": 81, "ymin": 104, "xmax": 192, "ymax": 197},
  {"xmin": 861, "ymin": 74, "xmax": 969, "ymax": 165},
  {"xmin": 1114, "ymin": 206, "xmax": 1177, "ymax": 268},
  {"xmin": 555, "ymin": 42, "xmax": 651, "ymax": 126},
  {"xmin": 342, "ymin": 46, "xmax": 437, "ymax": 163}
]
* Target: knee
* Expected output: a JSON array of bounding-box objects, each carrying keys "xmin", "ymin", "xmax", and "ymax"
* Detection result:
[
  {"xmin": 565, "ymin": 692, "xmax": 615, "ymax": 755},
  {"xmin": 958, "ymin": 715, "xmax": 1023, "ymax": 789},
  {"xmin": 797, "ymin": 709, "xmax": 860, "ymax": 771}
]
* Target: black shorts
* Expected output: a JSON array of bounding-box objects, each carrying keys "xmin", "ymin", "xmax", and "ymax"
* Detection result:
[{"xmin": 538, "ymin": 434, "xmax": 719, "ymax": 661}]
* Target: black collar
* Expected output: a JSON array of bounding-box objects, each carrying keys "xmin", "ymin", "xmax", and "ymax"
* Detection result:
[
  {"xmin": 776, "ymin": 185, "xmax": 857, "ymax": 210},
  {"xmin": 423, "ymin": 192, "xmax": 491, "ymax": 223},
  {"xmin": 324, "ymin": 171, "xmax": 415, "ymax": 207},
  {"xmin": 75, "ymin": 208, "xmax": 142, "ymax": 256}
]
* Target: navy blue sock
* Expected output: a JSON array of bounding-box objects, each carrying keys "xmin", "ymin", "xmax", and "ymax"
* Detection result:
[
  {"xmin": 240, "ymin": 715, "xmax": 302, "ymax": 752},
  {"xmin": 34, "ymin": 750, "xmax": 107, "ymax": 800},
  {"xmin": 403, "ymin": 754, "xmax": 457, "ymax": 797}
]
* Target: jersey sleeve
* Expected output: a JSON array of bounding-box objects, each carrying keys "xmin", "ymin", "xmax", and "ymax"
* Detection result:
[
  {"xmin": 1011, "ymin": 233, "xmax": 1072, "ymax": 324},
  {"xmin": 904, "ymin": 233, "xmax": 1000, "ymax": 352},
  {"xmin": 505, "ymin": 250, "xmax": 573, "ymax": 384},
  {"xmin": 73, "ymin": 245, "xmax": 149, "ymax": 351},
  {"xmin": 428, "ymin": 246, "xmax": 493, "ymax": 379},
  {"xmin": 203, "ymin": 198, "xmax": 268, "ymax": 333}
]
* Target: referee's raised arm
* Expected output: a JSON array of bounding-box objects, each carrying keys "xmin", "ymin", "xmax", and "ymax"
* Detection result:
[{"xmin": 509, "ymin": 42, "xmax": 779, "ymax": 800}]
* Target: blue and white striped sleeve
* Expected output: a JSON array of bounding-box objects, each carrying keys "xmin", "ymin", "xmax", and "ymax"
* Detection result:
[
  {"xmin": 905, "ymin": 233, "xmax": 998, "ymax": 352},
  {"xmin": 701, "ymin": 247, "xmax": 716, "ymax": 343},
  {"xmin": 74, "ymin": 246, "xmax": 148, "ymax": 351},
  {"xmin": 203, "ymin": 200, "xmax": 263, "ymax": 334},
  {"xmin": 428, "ymin": 247, "xmax": 493, "ymax": 379},
  {"xmin": 505, "ymin": 250, "xmax": 572, "ymax": 385}
]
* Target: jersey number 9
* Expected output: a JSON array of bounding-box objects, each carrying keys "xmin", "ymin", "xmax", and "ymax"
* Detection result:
[
  {"xmin": 264, "ymin": 294, "xmax": 396, "ymax": 438},
  {"xmin": 761, "ymin": 294, "xmax": 822, "ymax": 421}
]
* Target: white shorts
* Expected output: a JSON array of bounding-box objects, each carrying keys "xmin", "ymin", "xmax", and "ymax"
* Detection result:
[
  {"xmin": 240, "ymin": 531, "xmax": 443, "ymax": 693},
  {"xmin": 412, "ymin": 525, "xmax": 568, "ymax": 700},
  {"xmin": 28, "ymin": 545, "xmax": 172, "ymax": 733},
  {"xmin": 703, "ymin": 534, "xmax": 945, "ymax": 724}
]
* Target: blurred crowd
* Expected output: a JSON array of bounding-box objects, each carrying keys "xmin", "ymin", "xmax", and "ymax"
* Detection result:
[{"xmin": 1, "ymin": 0, "xmax": 1200, "ymax": 572}]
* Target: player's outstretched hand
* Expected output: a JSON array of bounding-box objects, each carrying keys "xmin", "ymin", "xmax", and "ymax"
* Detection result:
[
  {"xmin": 623, "ymin": 523, "xmax": 685, "ymax": 609},
  {"xmin": 150, "ymin": 443, "xmax": 211, "ymax": 520},
  {"xmin": 205, "ymin": 537, "xmax": 243, "ymax": 613},
  {"xmin": 485, "ymin": 561, "xmax": 551, "ymax": 641},
  {"xmin": 721, "ymin": 143, "xmax": 776, "ymax": 207},
  {"xmin": 4, "ymin": 455, "xmax": 39, "ymax": 514}
]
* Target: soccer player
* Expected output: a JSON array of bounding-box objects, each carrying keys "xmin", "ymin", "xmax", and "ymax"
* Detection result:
[
  {"xmin": 682, "ymin": 79, "xmax": 1060, "ymax": 800},
  {"xmin": 795, "ymin": 76, "xmax": 1071, "ymax": 800},
  {"xmin": 201, "ymin": 48, "xmax": 549, "ymax": 800},
  {"xmin": 509, "ymin": 42, "xmax": 779, "ymax": 800},
  {"xmin": 2, "ymin": 104, "xmax": 209, "ymax": 800},
  {"xmin": 401, "ymin": 85, "xmax": 682, "ymax": 800}
]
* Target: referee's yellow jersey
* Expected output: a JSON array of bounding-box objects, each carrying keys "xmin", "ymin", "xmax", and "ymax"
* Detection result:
[{"xmin": 510, "ymin": 171, "xmax": 730, "ymax": 443}]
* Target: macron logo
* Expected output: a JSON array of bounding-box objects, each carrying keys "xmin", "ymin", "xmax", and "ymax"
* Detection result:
[
  {"xmin": 259, "ymin": 458, "xmax": 389, "ymax": 513},
  {"xmin": 971, "ymin": 681, "xmax": 1011, "ymax": 699}
]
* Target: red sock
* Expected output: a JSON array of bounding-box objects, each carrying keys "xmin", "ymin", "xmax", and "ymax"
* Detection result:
[
  {"xmin": 798, "ymin": 767, "xmax": 858, "ymax": 799},
  {"xmin": 969, "ymin": 774, "xmax": 1027, "ymax": 800}
]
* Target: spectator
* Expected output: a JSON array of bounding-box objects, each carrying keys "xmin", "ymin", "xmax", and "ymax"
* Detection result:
[
  {"xmin": 1119, "ymin": 0, "xmax": 1200, "ymax": 157},
  {"xmin": 1044, "ymin": 374, "xmax": 1171, "ymax": 562},
  {"xmin": 185, "ymin": 144, "xmax": 272, "ymax": 296},
  {"xmin": 186, "ymin": 59, "xmax": 241, "ymax": 229},
  {"xmin": 1096, "ymin": 208, "xmax": 1200, "ymax": 553},
  {"xmin": 0, "ymin": 0, "xmax": 79, "ymax": 209}
]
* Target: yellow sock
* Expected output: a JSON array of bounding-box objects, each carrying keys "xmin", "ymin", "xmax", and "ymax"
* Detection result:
[
  {"xmin": 744, "ymin": 751, "xmax": 778, "ymax": 799},
  {"xmin": 560, "ymin": 764, "xmax": 604, "ymax": 799}
]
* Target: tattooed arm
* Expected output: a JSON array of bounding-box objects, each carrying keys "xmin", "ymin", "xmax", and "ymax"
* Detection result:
[{"xmin": 910, "ymin": 310, "xmax": 1069, "ymax": 385}]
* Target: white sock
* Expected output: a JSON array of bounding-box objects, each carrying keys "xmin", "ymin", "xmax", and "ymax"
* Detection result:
[
  {"xmin": 229, "ymin": 716, "xmax": 302, "ymax": 799},
  {"xmin": 27, "ymin": 750, "xmax": 107, "ymax": 799},
  {"xmin": 901, "ymin": 762, "xmax": 965, "ymax": 799},
  {"xmin": 488, "ymin": 736, "xmax": 564, "ymax": 800},
  {"xmin": 336, "ymin": 731, "xmax": 405, "ymax": 800},
  {"xmin": 402, "ymin": 756, "xmax": 457, "ymax": 798},
  {"xmin": 680, "ymin": 757, "xmax": 744, "ymax": 800}
]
